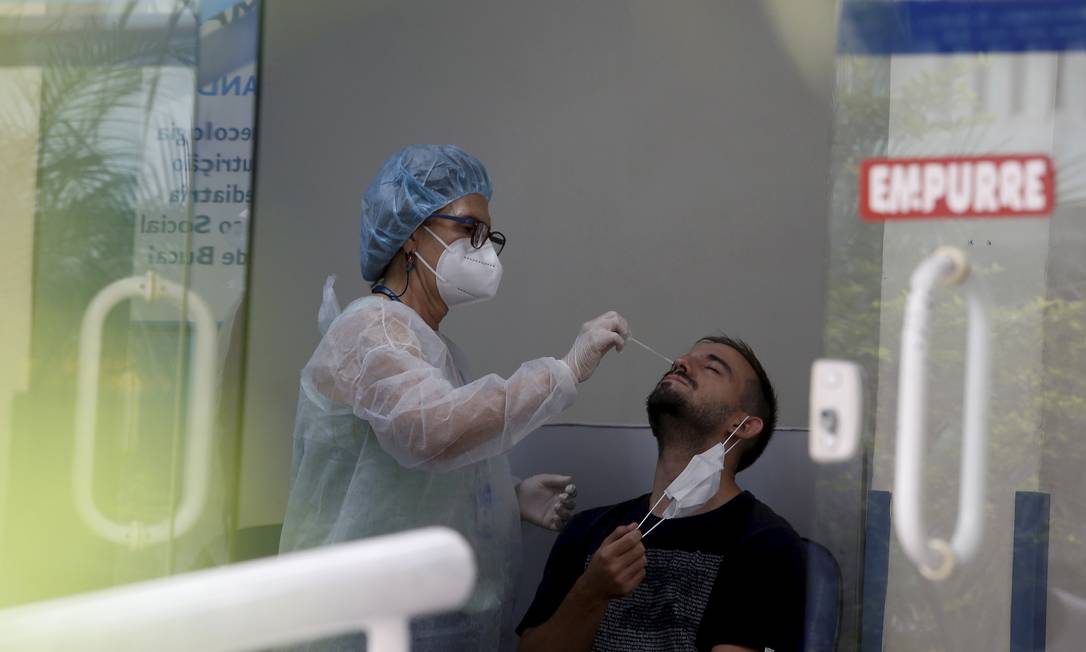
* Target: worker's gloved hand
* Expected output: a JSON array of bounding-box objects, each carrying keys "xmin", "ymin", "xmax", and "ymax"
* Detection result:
[
  {"xmin": 561, "ymin": 311, "xmax": 629, "ymax": 383},
  {"xmin": 516, "ymin": 474, "xmax": 578, "ymax": 531}
]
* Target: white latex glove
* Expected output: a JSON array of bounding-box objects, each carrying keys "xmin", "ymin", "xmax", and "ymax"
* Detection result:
[
  {"xmin": 561, "ymin": 311, "xmax": 629, "ymax": 383},
  {"xmin": 516, "ymin": 474, "xmax": 578, "ymax": 531}
]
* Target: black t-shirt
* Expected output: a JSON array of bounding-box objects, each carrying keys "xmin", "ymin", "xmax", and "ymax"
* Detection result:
[{"xmin": 517, "ymin": 491, "xmax": 807, "ymax": 652}]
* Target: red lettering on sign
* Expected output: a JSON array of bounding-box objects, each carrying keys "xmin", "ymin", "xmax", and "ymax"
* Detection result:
[{"xmin": 859, "ymin": 155, "xmax": 1054, "ymax": 220}]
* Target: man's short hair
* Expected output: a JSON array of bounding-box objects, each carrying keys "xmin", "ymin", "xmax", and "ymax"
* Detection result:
[{"xmin": 698, "ymin": 334, "xmax": 778, "ymax": 472}]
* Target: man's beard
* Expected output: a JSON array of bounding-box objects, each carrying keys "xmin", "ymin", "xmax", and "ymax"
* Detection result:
[{"xmin": 646, "ymin": 375, "xmax": 735, "ymax": 452}]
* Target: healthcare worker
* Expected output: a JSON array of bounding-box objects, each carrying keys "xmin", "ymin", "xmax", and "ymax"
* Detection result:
[{"xmin": 279, "ymin": 144, "xmax": 629, "ymax": 651}]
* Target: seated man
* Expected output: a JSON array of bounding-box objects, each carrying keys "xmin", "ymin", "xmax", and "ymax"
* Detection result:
[{"xmin": 518, "ymin": 335, "xmax": 807, "ymax": 652}]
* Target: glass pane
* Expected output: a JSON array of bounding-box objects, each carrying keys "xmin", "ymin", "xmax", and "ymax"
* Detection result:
[
  {"xmin": 0, "ymin": 0, "xmax": 258, "ymax": 607},
  {"xmin": 821, "ymin": 3, "xmax": 1086, "ymax": 650}
]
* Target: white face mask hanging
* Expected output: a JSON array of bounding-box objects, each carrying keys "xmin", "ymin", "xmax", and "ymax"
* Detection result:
[
  {"xmin": 637, "ymin": 416, "xmax": 750, "ymax": 539},
  {"xmin": 415, "ymin": 226, "xmax": 503, "ymax": 307}
]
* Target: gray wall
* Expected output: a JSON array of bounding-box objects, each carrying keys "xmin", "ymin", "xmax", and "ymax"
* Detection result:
[{"xmin": 240, "ymin": 0, "xmax": 835, "ymax": 526}]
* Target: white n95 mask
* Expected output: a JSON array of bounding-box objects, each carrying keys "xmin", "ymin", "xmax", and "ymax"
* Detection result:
[
  {"xmin": 639, "ymin": 416, "xmax": 750, "ymax": 538},
  {"xmin": 416, "ymin": 226, "xmax": 503, "ymax": 307}
]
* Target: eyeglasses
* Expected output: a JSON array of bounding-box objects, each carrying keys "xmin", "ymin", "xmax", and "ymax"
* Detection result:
[{"xmin": 430, "ymin": 214, "xmax": 506, "ymax": 256}]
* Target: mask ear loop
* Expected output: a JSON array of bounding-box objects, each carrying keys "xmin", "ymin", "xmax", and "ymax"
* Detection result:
[
  {"xmin": 719, "ymin": 415, "xmax": 750, "ymax": 458},
  {"xmin": 638, "ymin": 493, "xmax": 669, "ymax": 531},
  {"xmin": 642, "ymin": 514, "xmax": 668, "ymax": 539},
  {"xmin": 719, "ymin": 415, "xmax": 751, "ymax": 471},
  {"xmin": 415, "ymin": 227, "xmax": 449, "ymax": 283},
  {"xmin": 729, "ymin": 415, "xmax": 751, "ymax": 440},
  {"xmin": 423, "ymin": 225, "xmax": 452, "ymax": 249}
]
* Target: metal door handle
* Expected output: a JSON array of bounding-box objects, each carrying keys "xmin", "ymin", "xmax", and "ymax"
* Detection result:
[
  {"xmin": 893, "ymin": 247, "xmax": 991, "ymax": 580},
  {"xmin": 73, "ymin": 272, "xmax": 217, "ymax": 548}
]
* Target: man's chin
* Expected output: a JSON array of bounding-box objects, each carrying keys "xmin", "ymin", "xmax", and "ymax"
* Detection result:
[
  {"xmin": 646, "ymin": 385, "xmax": 687, "ymax": 423},
  {"xmin": 652, "ymin": 381, "xmax": 686, "ymax": 403}
]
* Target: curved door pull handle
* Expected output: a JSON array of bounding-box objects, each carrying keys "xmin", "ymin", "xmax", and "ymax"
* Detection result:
[
  {"xmin": 73, "ymin": 272, "xmax": 217, "ymax": 548},
  {"xmin": 894, "ymin": 247, "xmax": 991, "ymax": 580}
]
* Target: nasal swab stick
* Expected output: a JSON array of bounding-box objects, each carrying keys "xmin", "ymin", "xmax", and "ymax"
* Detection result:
[{"xmin": 627, "ymin": 335, "xmax": 673, "ymax": 365}]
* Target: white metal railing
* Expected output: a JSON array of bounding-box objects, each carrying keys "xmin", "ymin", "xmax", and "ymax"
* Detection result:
[
  {"xmin": 893, "ymin": 247, "xmax": 991, "ymax": 581},
  {"xmin": 73, "ymin": 271, "xmax": 217, "ymax": 547},
  {"xmin": 0, "ymin": 527, "xmax": 475, "ymax": 651}
]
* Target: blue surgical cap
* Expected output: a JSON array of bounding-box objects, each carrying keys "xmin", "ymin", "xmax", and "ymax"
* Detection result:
[{"xmin": 359, "ymin": 144, "xmax": 493, "ymax": 282}]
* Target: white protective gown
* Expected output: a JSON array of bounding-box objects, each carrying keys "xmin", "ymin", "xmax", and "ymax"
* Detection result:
[{"xmin": 279, "ymin": 292, "xmax": 578, "ymax": 651}]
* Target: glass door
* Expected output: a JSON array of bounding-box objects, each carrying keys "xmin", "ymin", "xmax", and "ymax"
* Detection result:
[
  {"xmin": 0, "ymin": 0, "xmax": 258, "ymax": 607},
  {"xmin": 815, "ymin": 2, "xmax": 1086, "ymax": 650}
]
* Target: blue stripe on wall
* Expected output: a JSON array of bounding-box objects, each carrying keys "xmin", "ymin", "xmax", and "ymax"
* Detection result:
[
  {"xmin": 861, "ymin": 490, "xmax": 892, "ymax": 652},
  {"xmin": 839, "ymin": 1, "xmax": 1086, "ymax": 55},
  {"xmin": 1010, "ymin": 491, "xmax": 1051, "ymax": 652}
]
